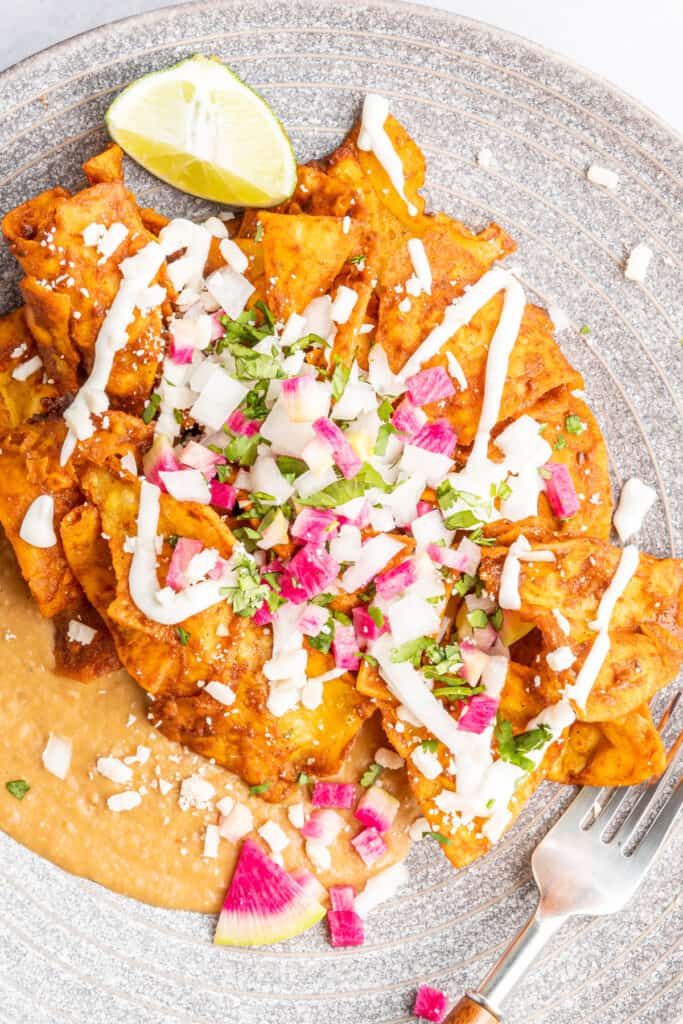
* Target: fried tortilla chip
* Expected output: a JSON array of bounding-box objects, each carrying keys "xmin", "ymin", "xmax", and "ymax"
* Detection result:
[
  {"xmin": 357, "ymin": 659, "xmax": 551, "ymax": 868},
  {"xmin": 52, "ymin": 600, "xmax": 120, "ymax": 682},
  {"xmin": 2, "ymin": 151, "xmax": 172, "ymax": 409},
  {"xmin": 546, "ymin": 704, "xmax": 665, "ymax": 786},
  {"xmin": 0, "ymin": 307, "xmax": 62, "ymax": 429},
  {"xmin": 479, "ymin": 539, "xmax": 683, "ymax": 722},
  {"xmin": 260, "ymin": 211, "xmax": 361, "ymax": 320},
  {"xmin": 75, "ymin": 465, "xmax": 371, "ymax": 798},
  {"xmin": 0, "ymin": 418, "xmax": 82, "ymax": 616},
  {"xmin": 484, "ymin": 386, "xmax": 612, "ymax": 543}
]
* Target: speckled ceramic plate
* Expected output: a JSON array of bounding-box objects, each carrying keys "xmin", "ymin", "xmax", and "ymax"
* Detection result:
[{"xmin": 0, "ymin": 3, "xmax": 681, "ymax": 1022}]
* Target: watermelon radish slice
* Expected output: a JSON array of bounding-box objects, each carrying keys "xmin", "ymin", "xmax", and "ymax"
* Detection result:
[
  {"xmin": 214, "ymin": 839, "xmax": 325, "ymax": 946},
  {"xmin": 329, "ymin": 885, "xmax": 355, "ymax": 911}
]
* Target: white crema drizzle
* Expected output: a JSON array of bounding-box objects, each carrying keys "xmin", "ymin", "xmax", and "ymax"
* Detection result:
[{"xmin": 357, "ymin": 94, "xmax": 417, "ymax": 216}]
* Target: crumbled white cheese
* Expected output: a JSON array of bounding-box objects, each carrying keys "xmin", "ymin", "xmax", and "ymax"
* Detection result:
[
  {"xmin": 287, "ymin": 802, "xmax": 306, "ymax": 829},
  {"xmin": 306, "ymin": 839, "xmax": 331, "ymax": 871},
  {"xmin": 66, "ymin": 619, "xmax": 97, "ymax": 645},
  {"xmin": 203, "ymin": 824, "xmax": 220, "ymax": 859},
  {"xmin": 546, "ymin": 646, "xmax": 576, "ymax": 672},
  {"xmin": 586, "ymin": 164, "xmax": 619, "ymax": 192},
  {"xmin": 107, "ymin": 791, "xmax": 142, "ymax": 813},
  {"xmin": 204, "ymin": 680, "xmax": 236, "ymax": 706},
  {"xmin": 410, "ymin": 745, "xmax": 442, "ymax": 780},
  {"xmin": 96, "ymin": 756, "xmax": 133, "ymax": 784},
  {"xmin": 19, "ymin": 494, "xmax": 56, "ymax": 548},
  {"xmin": 258, "ymin": 821, "xmax": 290, "ymax": 855},
  {"xmin": 216, "ymin": 795, "xmax": 235, "ymax": 816},
  {"xmin": 374, "ymin": 747, "xmax": 404, "ymax": 770},
  {"xmin": 624, "ymin": 243, "xmax": 653, "ymax": 283},
  {"xmin": 552, "ymin": 608, "xmax": 571, "ymax": 636},
  {"xmin": 179, "ymin": 774, "xmax": 215, "ymax": 810},
  {"xmin": 613, "ymin": 477, "xmax": 657, "ymax": 542},
  {"xmin": 42, "ymin": 734, "xmax": 72, "ymax": 780},
  {"xmin": 158, "ymin": 778, "xmax": 173, "ymax": 796},
  {"xmin": 11, "ymin": 355, "xmax": 42, "ymax": 381}
]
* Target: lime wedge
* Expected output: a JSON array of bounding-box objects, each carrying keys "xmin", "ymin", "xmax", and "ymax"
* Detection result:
[{"xmin": 106, "ymin": 55, "xmax": 296, "ymax": 207}]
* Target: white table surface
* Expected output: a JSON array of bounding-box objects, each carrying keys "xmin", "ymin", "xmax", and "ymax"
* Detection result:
[{"xmin": 2, "ymin": 0, "xmax": 682, "ymax": 133}]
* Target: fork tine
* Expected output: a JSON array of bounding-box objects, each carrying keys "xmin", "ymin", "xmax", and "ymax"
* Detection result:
[
  {"xmin": 630, "ymin": 777, "xmax": 683, "ymax": 865},
  {"xmin": 615, "ymin": 725, "xmax": 683, "ymax": 847},
  {"xmin": 557, "ymin": 785, "xmax": 606, "ymax": 828}
]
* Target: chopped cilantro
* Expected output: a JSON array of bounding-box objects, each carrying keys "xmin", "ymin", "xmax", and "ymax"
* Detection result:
[
  {"xmin": 553, "ymin": 434, "xmax": 567, "ymax": 451},
  {"xmin": 299, "ymin": 475, "xmax": 366, "ymax": 509},
  {"xmin": 215, "ymin": 463, "xmax": 230, "ymax": 483},
  {"xmin": 221, "ymin": 554, "xmax": 270, "ymax": 617},
  {"xmin": 374, "ymin": 422, "xmax": 396, "ymax": 456},
  {"xmin": 390, "ymin": 636, "xmax": 435, "ymax": 666},
  {"xmin": 331, "ymin": 360, "xmax": 351, "ymax": 401},
  {"xmin": 253, "ymin": 299, "xmax": 275, "ymax": 332},
  {"xmin": 142, "ymin": 392, "xmax": 160, "ymax": 424},
  {"xmin": 565, "ymin": 415, "xmax": 585, "ymax": 435},
  {"xmin": 224, "ymin": 431, "xmax": 260, "ymax": 467},
  {"xmin": 175, "ymin": 626, "xmax": 190, "ymax": 645},
  {"xmin": 167, "ymin": 534, "xmax": 179, "ymax": 549},
  {"xmin": 276, "ymin": 455, "xmax": 307, "ymax": 481},
  {"xmin": 311, "ymin": 592, "xmax": 334, "ymax": 607},
  {"xmin": 347, "ymin": 253, "xmax": 365, "ymax": 265},
  {"xmin": 377, "ymin": 398, "xmax": 393, "ymax": 422},
  {"xmin": 368, "ymin": 606, "xmax": 384, "ymax": 628},
  {"xmin": 496, "ymin": 480, "xmax": 512, "ymax": 502},
  {"xmin": 356, "ymin": 652, "xmax": 378, "ymax": 667},
  {"xmin": 360, "ymin": 763, "xmax": 383, "ymax": 788},
  {"xmin": 424, "ymin": 830, "xmax": 450, "ymax": 846},
  {"xmin": 421, "ymin": 738, "xmax": 439, "ymax": 753},
  {"xmin": 453, "ymin": 572, "xmax": 482, "ymax": 597},
  {"xmin": 444, "ymin": 508, "xmax": 481, "ymax": 530},
  {"xmin": 494, "ymin": 717, "xmax": 553, "ymax": 772},
  {"xmin": 307, "ymin": 619, "xmax": 333, "ymax": 654},
  {"xmin": 6, "ymin": 780, "xmax": 30, "ymax": 800},
  {"xmin": 334, "ymin": 611, "xmax": 352, "ymax": 626},
  {"xmin": 285, "ymin": 332, "xmax": 328, "ymax": 353},
  {"xmin": 433, "ymin": 683, "xmax": 484, "ymax": 700},
  {"xmin": 579, "ymin": 324, "xmax": 590, "ymax": 335},
  {"xmin": 249, "ymin": 781, "xmax": 270, "ymax": 795},
  {"xmin": 173, "ymin": 408, "xmax": 185, "ymax": 425},
  {"xmin": 297, "ymin": 773, "xmax": 313, "ymax": 786}
]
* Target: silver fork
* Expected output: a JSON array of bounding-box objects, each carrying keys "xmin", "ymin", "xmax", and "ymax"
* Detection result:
[{"xmin": 445, "ymin": 697, "xmax": 683, "ymax": 1023}]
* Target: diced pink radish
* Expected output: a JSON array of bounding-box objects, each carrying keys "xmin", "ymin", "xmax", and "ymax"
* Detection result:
[
  {"xmin": 355, "ymin": 787, "xmax": 399, "ymax": 833},
  {"xmin": 297, "ymin": 604, "xmax": 329, "ymax": 637},
  {"xmin": 301, "ymin": 809, "xmax": 344, "ymax": 846},
  {"xmin": 411, "ymin": 418, "xmax": 456, "ymax": 456},
  {"xmin": 207, "ymin": 557, "xmax": 228, "ymax": 580},
  {"xmin": 143, "ymin": 435, "xmax": 181, "ymax": 490},
  {"xmin": 452, "ymin": 537, "xmax": 481, "ymax": 575},
  {"xmin": 281, "ymin": 376, "xmax": 328, "ymax": 423},
  {"xmin": 351, "ymin": 827, "xmax": 387, "ymax": 865},
  {"xmin": 291, "ymin": 507, "xmax": 339, "ymax": 544},
  {"xmin": 473, "ymin": 623, "xmax": 498, "ymax": 651},
  {"xmin": 327, "ymin": 910, "xmax": 365, "ymax": 948},
  {"xmin": 458, "ymin": 694, "xmax": 499, "ymax": 734},
  {"xmin": 179, "ymin": 440, "xmax": 225, "ymax": 476},
  {"xmin": 169, "ymin": 338, "xmax": 194, "ymax": 364},
  {"xmin": 279, "ymin": 545, "xmax": 340, "ymax": 605},
  {"xmin": 392, "ymin": 398, "xmax": 425, "ymax": 437},
  {"xmin": 406, "ymin": 367, "xmax": 455, "ymax": 406},
  {"xmin": 312, "ymin": 782, "xmax": 357, "ymax": 810},
  {"xmin": 166, "ymin": 538, "xmax": 203, "ymax": 591},
  {"xmin": 252, "ymin": 601, "xmax": 274, "ymax": 626},
  {"xmin": 329, "ymin": 885, "xmax": 355, "ymax": 911},
  {"xmin": 459, "ymin": 640, "xmax": 489, "ymax": 686},
  {"xmin": 313, "ymin": 417, "xmax": 362, "ymax": 480},
  {"xmin": 427, "ymin": 543, "xmax": 461, "ymax": 569},
  {"xmin": 352, "ymin": 606, "xmax": 386, "ymax": 649},
  {"xmin": 290, "ymin": 868, "xmax": 326, "ymax": 904},
  {"xmin": 209, "ymin": 480, "xmax": 237, "ymax": 510},
  {"xmin": 375, "ymin": 559, "xmax": 417, "ymax": 600},
  {"xmin": 225, "ymin": 409, "xmax": 261, "ymax": 436},
  {"xmin": 417, "ymin": 500, "xmax": 434, "ymax": 517},
  {"xmin": 209, "ymin": 310, "xmax": 225, "ymax": 341},
  {"xmin": 332, "ymin": 622, "xmax": 360, "ymax": 671},
  {"xmin": 414, "ymin": 984, "xmax": 449, "ymax": 1022},
  {"xmin": 543, "ymin": 462, "xmax": 580, "ymax": 519},
  {"xmin": 336, "ymin": 498, "xmax": 371, "ymax": 529}
]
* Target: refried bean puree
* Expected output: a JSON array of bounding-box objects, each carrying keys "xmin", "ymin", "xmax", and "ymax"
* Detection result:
[{"xmin": 0, "ymin": 537, "xmax": 415, "ymax": 912}]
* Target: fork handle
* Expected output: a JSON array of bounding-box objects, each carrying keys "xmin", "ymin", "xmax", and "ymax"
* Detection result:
[{"xmin": 445, "ymin": 909, "xmax": 566, "ymax": 1023}]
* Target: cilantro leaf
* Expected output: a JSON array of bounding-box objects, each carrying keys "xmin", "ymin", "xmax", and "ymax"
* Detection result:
[
  {"xmin": 6, "ymin": 779, "xmax": 30, "ymax": 800},
  {"xmin": 565, "ymin": 415, "xmax": 585, "ymax": 435},
  {"xmin": 142, "ymin": 392, "xmax": 160, "ymax": 424},
  {"xmin": 360, "ymin": 763, "xmax": 383, "ymax": 788},
  {"xmin": 175, "ymin": 626, "xmax": 190, "ymax": 646},
  {"xmin": 331, "ymin": 360, "xmax": 350, "ymax": 401},
  {"xmin": 421, "ymin": 738, "xmax": 439, "ymax": 753},
  {"xmin": 249, "ymin": 780, "xmax": 270, "ymax": 795},
  {"xmin": 494, "ymin": 717, "xmax": 553, "ymax": 772}
]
